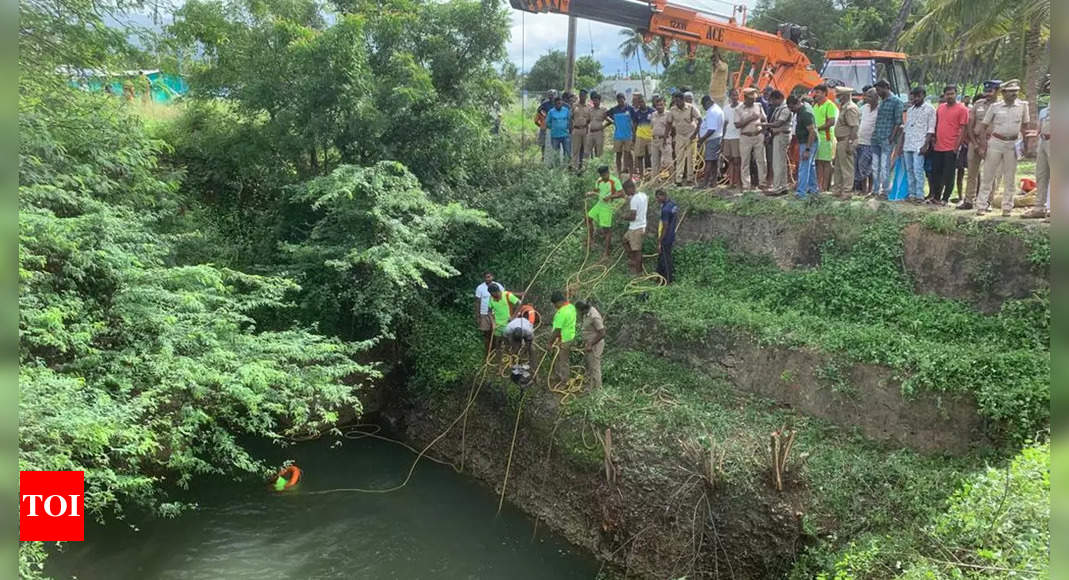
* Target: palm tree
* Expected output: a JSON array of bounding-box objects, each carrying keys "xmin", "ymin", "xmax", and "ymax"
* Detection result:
[
  {"xmin": 618, "ymin": 30, "xmax": 662, "ymax": 72},
  {"xmin": 904, "ymin": 0, "xmax": 1049, "ymax": 122}
]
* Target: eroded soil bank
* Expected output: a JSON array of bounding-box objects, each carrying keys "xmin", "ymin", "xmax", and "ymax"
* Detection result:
[{"xmin": 389, "ymin": 382, "xmax": 810, "ymax": 580}]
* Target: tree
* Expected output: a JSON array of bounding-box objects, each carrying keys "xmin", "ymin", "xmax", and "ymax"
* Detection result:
[
  {"xmin": 618, "ymin": 29, "xmax": 662, "ymax": 70},
  {"xmin": 525, "ymin": 49, "xmax": 566, "ymax": 92},
  {"xmin": 905, "ymin": 0, "xmax": 1049, "ymax": 121},
  {"xmin": 280, "ymin": 162, "xmax": 498, "ymax": 338},
  {"xmin": 575, "ymin": 55, "xmax": 604, "ymax": 92}
]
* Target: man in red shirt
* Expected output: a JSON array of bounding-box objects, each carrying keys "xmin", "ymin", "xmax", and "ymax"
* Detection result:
[{"xmin": 928, "ymin": 85, "xmax": 970, "ymax": 205}]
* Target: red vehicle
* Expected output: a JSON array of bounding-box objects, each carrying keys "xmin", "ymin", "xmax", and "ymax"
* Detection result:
[{"xmin": 511, "ymin": 0, "xmax": 910, "ymax": 94}]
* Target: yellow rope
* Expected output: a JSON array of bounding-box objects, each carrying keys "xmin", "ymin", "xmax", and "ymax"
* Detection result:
[{"xmin": 496, "ymin": 388, "xmax": 528, "ymax": 515}]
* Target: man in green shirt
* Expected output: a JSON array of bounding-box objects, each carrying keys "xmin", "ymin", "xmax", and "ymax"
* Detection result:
[
  {"xmin": 487, "ymin": 283, "xmax": 520, "ymax": 337},
  {"xmin": 810, "ymin": 84, "xmax": 838, "ymax": 192},
  {"xmin": 549, "ymin": 290, "xmax": 577, "ymax": 387},
  {"xmin": 585, "ymin": 165, "xmax": 624, "ymax": 259}
]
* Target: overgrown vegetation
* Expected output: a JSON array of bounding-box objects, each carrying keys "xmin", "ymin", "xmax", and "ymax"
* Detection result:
[{"xmin": 22, "ymin": 0, "xmax": 1049, "ymax": 578}]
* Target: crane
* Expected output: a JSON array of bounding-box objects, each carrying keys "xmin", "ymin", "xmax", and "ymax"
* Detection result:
[{"xmin": 510, "ymin": 0, "xmax": 911, "ymax": 95}]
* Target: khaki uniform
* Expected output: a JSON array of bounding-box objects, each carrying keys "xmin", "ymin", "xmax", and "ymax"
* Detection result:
[
  {"xmin": 669, "ymin": 105, "xmax": 702, "ymax": 183},
  {"xmin": 965, "ymin": 98, "xmax": 994, "ymax": 203},
  {"xmin": 736, "ymin": 102, "xmax": 767, "ymax": 189},
  {"xmin": 977, "ymin": 99, "xmax": 1029, "ymax": 212},
  {"xmin": 1034, "ymin": 108, "xmax": 1050, "ymax": 209},
  {"xmin": 769, "ymin": 104, "xmax": 792, "ymax": 192},
  {"xmin": 552, "ymin": 340, "xmax": 572, "ymax": 385},
  {"xmin": 651, "ymin": 110, "xmax": 671, "ymax": 175},
  {"xmin": 571, "ymin": 103, "xmax": 591, "ymax": 169},
  {"xmin": 586, "ymin": 107, "xmax": 608, "ymax": 158},
  {"xmin": 581, "ymin": 307, "xmax": 605, "ymax": 390},
  {"xmin": 832, "ymin": 100, "xmax": 861, "ymax": 195}
]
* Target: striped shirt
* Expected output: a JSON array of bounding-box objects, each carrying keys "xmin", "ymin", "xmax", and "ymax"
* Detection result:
[{"xmin": 871, "ymin": 94, "xmax": 904, "ymax": 145}]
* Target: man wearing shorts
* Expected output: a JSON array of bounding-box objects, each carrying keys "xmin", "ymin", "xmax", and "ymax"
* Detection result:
[
  {"xmin": 631, "ymin": 95, "xmax": 654, "ymax": 177},
  {"xmin": 722, "ymin": 88, "xmax": 742, "ymax": 188},
  {"xmin": 621, "ymin": 179, "xmax": 647, "ymax": 274},
  {"xmin": 585, "ymin": 166, "xmax": 624, "ymax": 258}
]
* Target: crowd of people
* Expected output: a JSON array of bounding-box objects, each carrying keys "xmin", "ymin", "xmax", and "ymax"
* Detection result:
[
  {"xmin": 532, "ymin": 77, "xmax": 1051, "ymax": 219},
  {"xmin": 487, "ymin": 75, "xmax": 1051, "ymax": 396}
]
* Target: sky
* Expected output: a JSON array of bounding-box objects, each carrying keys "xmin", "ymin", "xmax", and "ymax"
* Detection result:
[
  {"xmin": 114, "ymin": 0, "xmax": 758, "ymax": 79},
  {"xmin": 505, "ymin": 0, "xmax": 757, "ymax": 77}
]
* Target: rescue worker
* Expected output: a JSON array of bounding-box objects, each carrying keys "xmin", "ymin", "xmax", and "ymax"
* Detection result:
[
  {"xmin": 576, "ymin": 301, "xmax": 605, "ymax": 391},
  {"xmin": 585, "ymin": 166, "xmax": 624, "ymax": 258},
  {"xmin": 831, "ymin": 86, "xmax": 860, "ymax": 198},
  {"xmin": 571, "ymin": 89, "xmax": 591, "ymax": 171},
  {"xmin": 655, "ymin": 189, "xmax": 678, "ymax": 284},
  {"xmin": 976, "ymin": 79, "xmax": 1029, "ymax": 217},
  {"xmin": 549, "ymin": 291, "xmax": 577, "ymax": 389},
  {"xmin": 668, "ymin": 92, "xmax": 702, "ymax": 186},
  {"xmin": 586, "ymin": 92, "xmax": 608, "ymax": 162},
  {"xmin": 763, "ymin": 90, "xmax": 792, "ymax": 195},
  {"xmin": 504, "ymin": 304, "xmax": 539, "ymax": 363},
  {"xmin": 621, "ymin": 179, "xmax": 648, "ymax": 275},
  {"xmin": 958, "ymin": 80, "xmax": 1000, "ymax": 210},
  {"xmin": 736, "ymin": 87, "xmax": 768, "ymax": 191},
  {"xmin": 650, "ymin": 96, "xmax": 671, "ymax": 177},
  {"xmin": 487, "ymin": 283, "xmax": 521, "ymax": 338}
]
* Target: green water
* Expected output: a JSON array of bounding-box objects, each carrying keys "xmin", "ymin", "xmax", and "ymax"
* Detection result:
[{"xmin": 47, "ymin": 434, "xmax": 600, "ymax": 579}]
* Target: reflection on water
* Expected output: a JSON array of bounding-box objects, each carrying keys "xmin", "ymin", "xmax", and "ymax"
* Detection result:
[{"xmin": 48, "ymin": 433, "xmax": 599, "ymax": 579}]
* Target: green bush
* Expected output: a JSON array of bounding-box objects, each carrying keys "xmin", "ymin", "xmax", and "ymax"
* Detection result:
[{"xmin": 402, "ymin": 307, "xmax": 486, "ymax": 398}]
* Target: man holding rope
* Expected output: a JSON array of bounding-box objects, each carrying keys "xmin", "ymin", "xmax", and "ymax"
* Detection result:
[{"xmin": 549, "ymin": 291, "xmax": 578, "ymax": 389}]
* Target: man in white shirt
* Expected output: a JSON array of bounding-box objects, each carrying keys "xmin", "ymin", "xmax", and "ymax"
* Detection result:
[
  {"xmin": 697, "ymin": 95, "xmax": 724, "ymax": 188},
  {"xmin": 722, "ymin": 88, "xmax": 742, "ymax": 188},
  {"xmin": 902, "ymin": 87, "xmax": 936, "ymax": 203},
  {"xmin": 854, "ymin": 88, "xmax": 879, "ymax": 193},
  {"xmin": 621, "ymin": 179, "xmax": 648, "ymax": 274}
]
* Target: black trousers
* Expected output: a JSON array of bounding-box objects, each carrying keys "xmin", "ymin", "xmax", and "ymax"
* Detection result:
[
  {"xmin": 928, "ymin": 150, "xmax": 957, "ymax": 202},
  {"xmin": 657, "ymin": 241, "xmax": 674, "ymax": 284}
]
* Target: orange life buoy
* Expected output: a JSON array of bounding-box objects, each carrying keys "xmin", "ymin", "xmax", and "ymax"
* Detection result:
[{"xmin": 278, "ymin": 465, "xmax": 301, "ymax": 489}]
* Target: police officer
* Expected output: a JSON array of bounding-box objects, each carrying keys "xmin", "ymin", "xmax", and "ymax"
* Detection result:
[
  {"xmin": 668, "ymin": 92, "xmax": 702, "ymax": 185},
  {"xmin": 958, "ymin": 80, "xmax": 999, "ymax": 209},
  {"xmin": 586, "ymin": 92, "xmax": 608, "ymax": 161},
  {"xmin": 976, "ymin": 79, "xmax": 1029, "ymax": 216},
  {"xmin": 735, "ymin": 87, "xmax": 768, "ymax": 190},
  {"xmin": 831, "ymin": 86, "xmax": 860, "ymax": 198},
  {"xmin": 571, "ymin": 89, "xmax": 591, "ymax": 171}
]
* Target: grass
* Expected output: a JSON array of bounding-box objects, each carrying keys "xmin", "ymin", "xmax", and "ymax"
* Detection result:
[
  {"xmin": 505, "ymin": 201, "xmax": 1048, "ymax": 445},
  {"xmin": 564, "ymin": 350, "xmax": 974, "ymax": 563}
]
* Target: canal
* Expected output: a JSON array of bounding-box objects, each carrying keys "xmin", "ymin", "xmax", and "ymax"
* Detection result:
[{"xmin": 47, "ymin": 431, "xmax": 601, "ymax": 579}]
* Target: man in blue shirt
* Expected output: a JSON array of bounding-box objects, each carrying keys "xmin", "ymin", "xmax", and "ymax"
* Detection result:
[
  {"xmin": 546, "ymin": 95, "xmax": 572, "ymax": 167},
  {"xmin": 870, "ymin": 79, "xmax": 904, "ymax": 198},
  {"xmin": 655, "ymin": 189, "xmax": 678, "ymax": 284},
  {"xmin": 631, "ymin": 95, "xmax": 654, "ymax": 177},
  {"xmin": 606, "ymin": 93, "xmax": 636, "ymax": 176}
]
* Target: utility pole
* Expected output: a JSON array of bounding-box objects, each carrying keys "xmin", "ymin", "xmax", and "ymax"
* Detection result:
[{"xmin": 564, "ymin": 15, "xmax": 577, "ymax": 93}]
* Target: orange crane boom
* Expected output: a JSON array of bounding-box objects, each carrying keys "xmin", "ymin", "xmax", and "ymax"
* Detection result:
[{"xmin": 511, "ymin": 0, "xmax": 824, "ymax": 92}]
